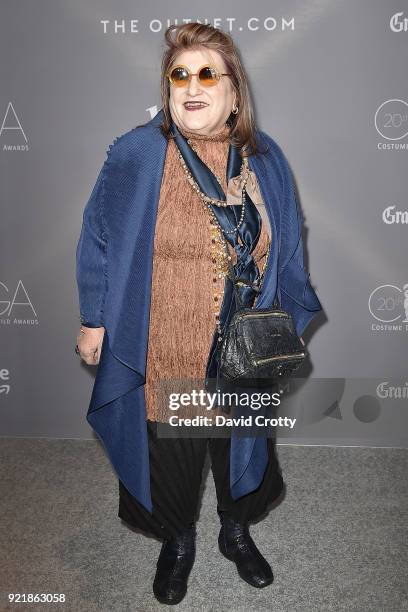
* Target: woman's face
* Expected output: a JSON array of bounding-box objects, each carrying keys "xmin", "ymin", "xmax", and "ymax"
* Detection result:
[{"xmin": 168, "ymin": 47, "xmax": 236, "ymax": 136}]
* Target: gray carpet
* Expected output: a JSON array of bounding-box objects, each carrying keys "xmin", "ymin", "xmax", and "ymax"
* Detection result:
[{"xmin": 1, "ymin": 438, "xmax": 407, "ymax": 612}]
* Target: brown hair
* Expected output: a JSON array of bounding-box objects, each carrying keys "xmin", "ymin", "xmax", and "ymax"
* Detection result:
[{"xmin": 159, "ymin": 23, "xmax": 267, "ymax": 157}]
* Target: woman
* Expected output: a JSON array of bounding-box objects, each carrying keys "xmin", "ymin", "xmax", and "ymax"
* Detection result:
[{"xmin": 76, "ymin": 23, "xmax": 322, "ymax": 605}]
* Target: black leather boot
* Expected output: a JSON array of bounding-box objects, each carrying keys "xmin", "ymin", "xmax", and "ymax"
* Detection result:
[
  {"xmin": 218, "ymin": 511, "xmax": 274, "ymax": 588},
  {"xmin": 153, "ymin": 524, "xmax": 196, "ymax": 605}
]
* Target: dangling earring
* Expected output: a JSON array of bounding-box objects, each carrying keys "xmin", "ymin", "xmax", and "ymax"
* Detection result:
[{"xmin": 232, "ymin": 102, "xmax": 239, "ymax": 115}]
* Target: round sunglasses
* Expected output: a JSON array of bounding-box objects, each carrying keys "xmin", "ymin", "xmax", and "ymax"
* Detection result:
[{"xmin": 166, "ymin": 64, "xmax": 232, "ymax": 88}]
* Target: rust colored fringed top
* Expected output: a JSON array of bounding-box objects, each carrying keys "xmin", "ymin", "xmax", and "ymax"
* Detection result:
[{"xmin": 144, "ymin": 122, "xmax": 271, "ymax": 422}]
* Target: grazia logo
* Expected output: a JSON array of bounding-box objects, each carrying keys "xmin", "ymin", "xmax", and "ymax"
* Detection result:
[{"xmin": 390, "ymin": 12, "xmax": 408, "ymax": 32}]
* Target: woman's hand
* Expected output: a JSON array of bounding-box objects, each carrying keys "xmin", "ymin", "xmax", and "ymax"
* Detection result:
[{"xmin": 76, "ymin": 326, "xmax": 105, "ymax": 365}]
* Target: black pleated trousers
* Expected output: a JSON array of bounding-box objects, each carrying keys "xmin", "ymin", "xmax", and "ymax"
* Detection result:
[{"xmin": 118, "ymin": 419, "xmax": 284, "ymax": 540}]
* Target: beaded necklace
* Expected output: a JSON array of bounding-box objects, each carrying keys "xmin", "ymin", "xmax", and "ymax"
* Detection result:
[
  {"xmin": 173, "ymin": 130, "xmax": 270, "ymax": 338},
  {"xmin": 174, "ymin": 137, "xmax": 249, "ymax": 234}
]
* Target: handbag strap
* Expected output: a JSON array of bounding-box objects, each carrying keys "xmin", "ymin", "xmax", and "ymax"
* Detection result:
[{"xmin": 220, "ymin": 233, "xmax": 280, "ymax": 310}]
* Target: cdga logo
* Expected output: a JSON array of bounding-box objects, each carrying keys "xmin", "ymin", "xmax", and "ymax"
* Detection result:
[
  {"xmin": 0, "ymin": 280, "xmax": 38, "ymax": 321},
  {"xmin": 374, "ymin": 99, "xmax": 408, "ymax": 140},
  {"xmin": 368, "ymin": 284, "xmax": 408, "ymax": 323}
]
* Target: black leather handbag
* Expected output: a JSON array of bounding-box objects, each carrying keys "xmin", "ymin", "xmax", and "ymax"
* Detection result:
[{"xmin": 217, "ymin": 241, "xmax": 307, "ymax": 386}]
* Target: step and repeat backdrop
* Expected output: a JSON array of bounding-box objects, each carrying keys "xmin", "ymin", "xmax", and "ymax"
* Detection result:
[{"xmin": 1, "ymin": 1, "xmax": 407, "ymax": 446}]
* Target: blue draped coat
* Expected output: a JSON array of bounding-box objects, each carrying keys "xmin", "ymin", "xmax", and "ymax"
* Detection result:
[{"xmin": 76, "ymin": 108, "xmax": 322, "ymax": 513}]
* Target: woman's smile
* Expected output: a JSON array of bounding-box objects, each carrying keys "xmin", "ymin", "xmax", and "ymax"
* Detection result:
[{"xmin": 183, "ymin": 101, "xmax": 209, "ymax": 111}]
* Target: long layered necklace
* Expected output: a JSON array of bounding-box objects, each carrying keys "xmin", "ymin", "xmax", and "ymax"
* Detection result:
[{"xmin": 174, "ymin": 134, "xmax": 270, "ymax": 338}]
